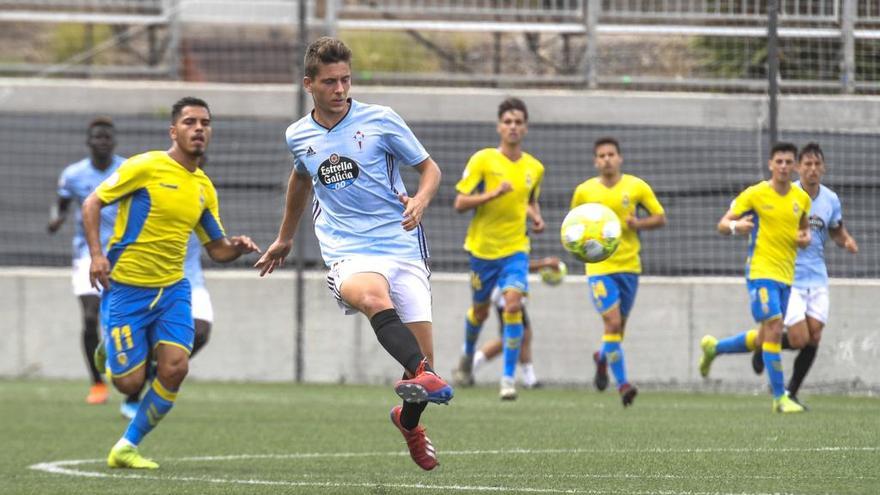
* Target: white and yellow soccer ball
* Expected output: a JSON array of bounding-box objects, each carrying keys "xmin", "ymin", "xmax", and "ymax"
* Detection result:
[
  {"xmin": 560, "ymin": 203, "xmax": 622, "ymax": 263},
  {"xmin": 539, "ymin": 260, "xmax": 567, "ymax": 286}
]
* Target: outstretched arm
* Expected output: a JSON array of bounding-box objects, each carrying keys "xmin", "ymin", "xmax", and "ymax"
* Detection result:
[
  {"xmin": 254, "ymin": 170, "xmax": 313, "ymax": 276},
  {"xmin": 399, "ymin": 157, "xmax": 441, "ymax": 231},
  {"xmin": 204, "ymin": 235, "xmax": 261, "ymax": 263}
]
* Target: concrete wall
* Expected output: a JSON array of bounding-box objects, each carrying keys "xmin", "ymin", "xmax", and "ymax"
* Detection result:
[
  {"xmin": 2, "ymin": 268, "xmax": 878, "ymax": 392},
  {"xmin": 3, "ymin": 78, "xmax": 880, "ymax": 132}
]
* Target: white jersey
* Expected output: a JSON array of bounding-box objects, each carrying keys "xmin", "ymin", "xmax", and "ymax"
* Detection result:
[{"xmin": 285, "ymin": 99, "xmax": 431, "ymax": 266}]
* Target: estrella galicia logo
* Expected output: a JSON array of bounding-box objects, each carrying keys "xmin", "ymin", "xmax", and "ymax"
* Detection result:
[
  {"xmin": 318, "ymin": 153, "xmax": 359, "ymax": 190},
  {"xmin": 809, "ymin": 214, "xmax": 825, "ymax": 231}
]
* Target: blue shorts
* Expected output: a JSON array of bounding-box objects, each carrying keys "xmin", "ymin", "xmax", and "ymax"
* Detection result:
[
  {"xmin": 469, "ymin": 252, "xmax": 529, "ymax": 304},
  {"xmin": 747, "ymin": 278, "xmax": 791, "ymax": 323},
  {"xmin": 100, "ymin": 278, "xmax": 194, "ymax": 377},
  {"xmin": 588, "ymin": 273, "xmax": 639, "ymax": 317}
]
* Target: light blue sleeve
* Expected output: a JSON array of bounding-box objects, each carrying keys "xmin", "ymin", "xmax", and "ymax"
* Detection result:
[
  {"xmin": 285, "ymin": 128, "xmax": 310, "ymax": 176},
  {"xmin": 57, "ymin": 166, "xmax": 75, "ymax": 198},
  {"xmin": 830, "ymin": 193, "xmax": 843, "ymax": 229},
  {"xmin": 381, "ymin": 108, "xmax": 429, "ymax": 167}
]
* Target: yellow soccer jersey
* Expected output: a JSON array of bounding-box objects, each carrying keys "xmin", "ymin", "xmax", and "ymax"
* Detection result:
[
  {"xmin": 455, "ymin": 148, "xmax": 544, "ymax": 260},
  {"xmin": 95, "ymin": 151, "xmax": 226, "ymax": 287},
  {"xmin": 569, "ymin": 174, "xmax": 664, "ymax": 276},
  {"xmin": 731, "ymin": 181, "xmax": 811, "ymax": 284}
]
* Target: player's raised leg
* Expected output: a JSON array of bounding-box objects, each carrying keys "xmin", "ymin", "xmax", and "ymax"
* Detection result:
[{"xmin": 699, "ymin": 328, "xmax": 759, "ymax": 378}]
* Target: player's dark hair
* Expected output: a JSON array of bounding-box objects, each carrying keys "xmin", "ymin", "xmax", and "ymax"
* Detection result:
[
  {"xmin": 770, "ymin": 141, "xmax": 797, "ymax": 159},
  {"xmin": 304, "ymin": 37, "xmax": 352, "ymax": 79},
  {"xmin": 798, "ymin": 142, "xmax": 824, "ymax": 163},
  {"xmin": 594, "ymin": 137, "xmax": 620, "ymax": 154},
  {"xmin": 171, "ymin": 96, "xmax": 211, "ymax": 124},
  {"xmin": 497, "ymin": 97, "xmax": 528, "ymax": 122},
  {"xmin": 87, "ymin": 116, "xmax": 114, "ymax": 134}
]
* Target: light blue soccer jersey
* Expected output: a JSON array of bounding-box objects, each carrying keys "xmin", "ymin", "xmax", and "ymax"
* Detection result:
[
  {"xmin": 285, "ymin": 99, "xmax": 431, "ymax": 265},
  {"xmin": 183, "ymin": 232, "xmax": 205, "ymax": 289},
  {"xmin": 794, "ymin": 181, "xmax": 842, "ymax": 289},
  {"xmin": 57, "ymin": 155, "xmax": 126, "ymax": 259}
]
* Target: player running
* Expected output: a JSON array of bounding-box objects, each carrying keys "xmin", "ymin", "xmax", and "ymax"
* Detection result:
[
  {"xmin": 254, "ymin": 37, "xmax": 452, "ymax": 471},
  {"xmin": 700, "ymin": 142, "xmax": 857, "ymax": 409},
  {"xmin": 451, "ymin": 97, "xmax": 546, "ymax": 401},
  {"xmin": 84, "ymin": 97, "xmax": 260, "ymax": 468},
  {"xmin": 706, "ymin": 142, "xmax": 811, "ymax": 413},
  {"xmin": 48, "ymin": 117, "xmax": 125, "ymax": 405},
  {"xmin": 569, "ymin": 137, "xmax": 666, "ymax": 407}
]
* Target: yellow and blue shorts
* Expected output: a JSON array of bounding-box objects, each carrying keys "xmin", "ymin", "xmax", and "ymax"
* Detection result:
[
  {"xmin": 100, "ymin": 278, "xmax": 194, "ymax": 377},
  {"xmin": 746, "ymin": 278, "xmax": 791, "ymax": 323},
  {"xmin": 469, "ymin": 252, "xmax": 529, "ymax": 304},
  {"xmin": 587, "ymin": 273, "xmax": 639, "ymax": 317}
]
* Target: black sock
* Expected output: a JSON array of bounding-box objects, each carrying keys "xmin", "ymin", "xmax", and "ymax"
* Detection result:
[
  {"xmin": 369, "ymin": 309, "xmax": 429, "ymax": 376},
  {"xmin": 787, "ymin": 344, "xmax": 818, "ymax": 396},
  {"xmin": 781, "ymin": 332, "xmax": 792, "ymax": 350},
  {"xmin": 400, "ymin": 401, "xmax": 428, "ymax": 430},
  {"xmin": 751, "ymin": 350, "xmax": 764, "ymax": 375},
  {"xmin": 82, "ymin": 315, "xmax": 102, "ymax": 384}
]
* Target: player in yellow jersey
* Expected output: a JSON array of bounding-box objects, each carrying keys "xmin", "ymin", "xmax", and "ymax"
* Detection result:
[
  {"xmin": 703, "ymin": 142, "xmax": 811, "ymax": 413},
  {"xmin": 82, "ymin": 97, "xmax": 260, "ymax": 468},
  {"xmin": 452, "ymin": 97, "xmax": 545, "ymax": 400},
  {"xmin": 569, "ymin": 137, "xmax": 666, "ymax": 407}
]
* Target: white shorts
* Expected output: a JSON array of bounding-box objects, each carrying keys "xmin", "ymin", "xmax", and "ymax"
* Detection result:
[
  {"xmin": 784, "ymin": 286, "xmax": 829, "ymax": 327},
  {"xmin": 191, "ymin": 285, "xmax": 214, "ymax": 323},
  {"xmin": 72, "ymin": 255, "xmax": 101, "ymax": 297},
  {"xmin": 326, "ymin": 257, "xmax": 432, "ymax": 323}
]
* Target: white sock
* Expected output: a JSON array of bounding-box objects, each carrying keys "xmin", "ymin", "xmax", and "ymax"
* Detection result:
[
  {"xmin": 520, "ymin": 363, "xmax": 537, "ymax": 387},
  {"xmin": 114, "ymin": 437, "xmax": 135, "ymax": 449},
  {"xmin": 473, "ymin": 350, "xmax": 487, "ymax": 371}
]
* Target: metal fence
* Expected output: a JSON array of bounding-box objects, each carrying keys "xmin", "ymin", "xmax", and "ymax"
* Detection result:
[{"xmin": 3, "ymin": 0, "xmax": 880, "ymax": 91}]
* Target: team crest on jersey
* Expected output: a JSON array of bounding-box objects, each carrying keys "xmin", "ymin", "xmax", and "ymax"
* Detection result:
[
  {"xmin": 353, "ymin": 130, "xmax": 365, "ymax": 151},
  {"xmin": 525, "ymin": 173, "xmax": 532, "ymax": 188},
  {"xmin": 792, "ymin": 202, "xmax": 800, "ymax": 215},
  {"xmin": 318, "ymin": 153, "xmax": 360, "ymax": 190},
  {"xmin": 622, "ymin": 194, "xmax": 631, "ymax": 209}
]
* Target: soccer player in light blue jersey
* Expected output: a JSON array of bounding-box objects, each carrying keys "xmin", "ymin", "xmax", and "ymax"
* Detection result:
[
  {"xmin": 48, "ymin": 117, "xmax": 125, "ymax": 405},
  {"xmin": 700, "ymin": 142, "xmax": 857, "ymax": 409},
  {"xmin": 780, "ymin": 142, "xmax": 857, "ymax": 405},
  {"xmin": 255, "ymin": 37, "xmax": 452, "ymax": 471}
]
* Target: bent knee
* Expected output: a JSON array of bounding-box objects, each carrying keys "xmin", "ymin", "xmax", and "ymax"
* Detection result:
[
  {"xmin": 157, "ymin": 360, "xmax": 189, "ymax": 386},
  {"xmin": 471, "ymin": 304, "xmax": 490, "ymax": 322},
  {"xmin": 113, "ymin": 375, "xmax": 145, "ymax": 395}
]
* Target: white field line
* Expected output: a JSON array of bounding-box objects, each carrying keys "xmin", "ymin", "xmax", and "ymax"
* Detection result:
[{"xmin": 29, "ymin": 447, "xmax": 879, "ymax": 494}]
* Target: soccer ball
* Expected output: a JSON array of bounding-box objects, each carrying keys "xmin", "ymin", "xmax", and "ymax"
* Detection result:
[
  {"xmin": 539, "ymin": 260, "xmax": 567, "ymax": 286},
  {"xmin": 560, "ymin": 203, "xmax": 621, "ymax": 263}
]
